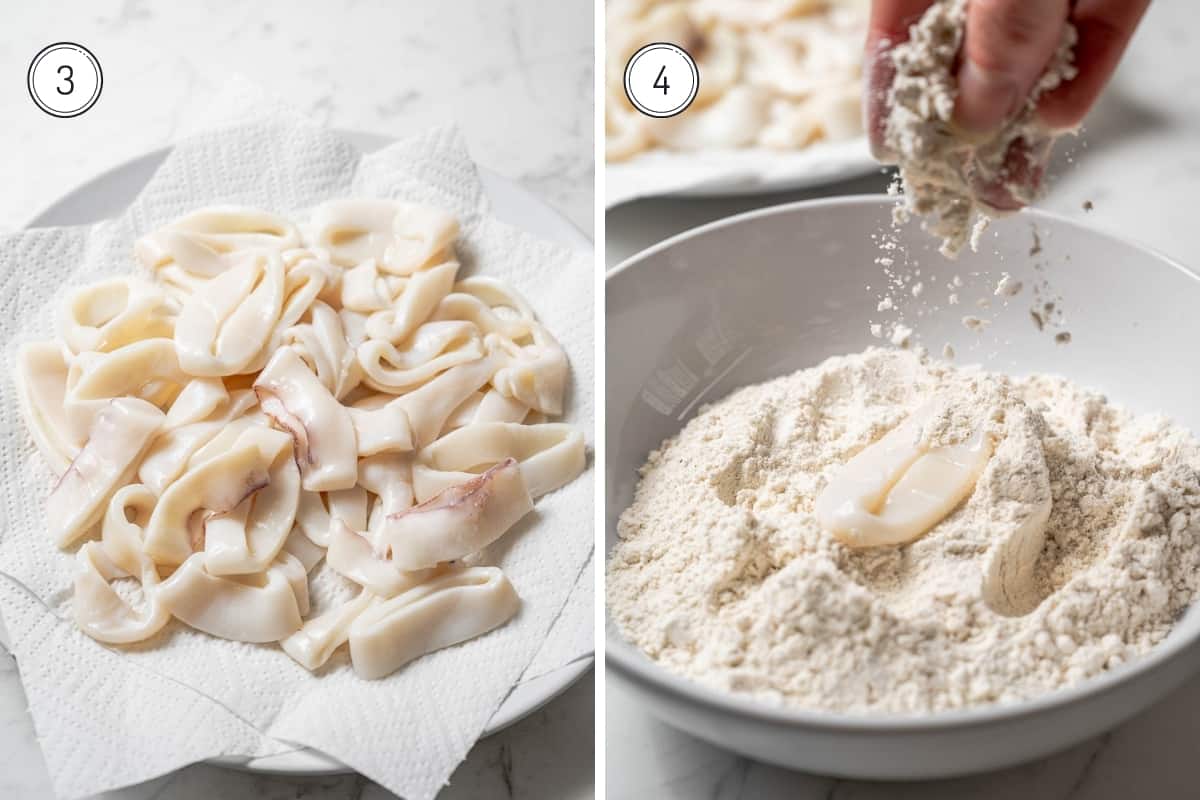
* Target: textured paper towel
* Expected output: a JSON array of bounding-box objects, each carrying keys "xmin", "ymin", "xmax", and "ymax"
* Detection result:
[
  {"xmin": 0, "ymin": 87, "xmax": 594, "ymax": 800},
  {"xmin": 523, "ymin": 552, "xmax": 593, "ymax": 681}
]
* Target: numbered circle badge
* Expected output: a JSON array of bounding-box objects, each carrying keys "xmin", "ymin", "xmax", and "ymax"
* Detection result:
[
  {"xmin": 623, "ymin": 42, "xmax": 699, "ymax": 118},
  {"xmin": 28, "ymin": 42, "xmax": 103, "ymax": 118}
]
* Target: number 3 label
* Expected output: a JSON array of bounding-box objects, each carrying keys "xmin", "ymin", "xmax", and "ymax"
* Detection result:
[
  {"xmin": 624, "ymin": 43, "xmax": 699, "ymax": 119},
  {"xmin": 57, "ymin": 64, "xmax": 75, "ymax": 95},
  {"xmin": 28, "ymin": 42, "xmax": 103, "ymax": 118}
]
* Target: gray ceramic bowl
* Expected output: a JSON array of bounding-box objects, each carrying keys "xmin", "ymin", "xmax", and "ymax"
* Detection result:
[{"xmin": 605, "ymin": 195, "xmax": 1200, "ymax": 779}]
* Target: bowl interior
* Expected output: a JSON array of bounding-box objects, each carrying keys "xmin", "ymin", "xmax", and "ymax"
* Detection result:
[{"xmin": 605, "ymin": 195, "xmax": 1200, "ymax": 723}]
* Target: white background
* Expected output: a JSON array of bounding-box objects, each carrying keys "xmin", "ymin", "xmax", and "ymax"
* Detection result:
[
  {"xmin": 0, "ymin": 1, "xmax": 593, "ymax": 798},
  {"xmin": 606, "ymin": 2, "xmax": 1200, "ymax": 798}
]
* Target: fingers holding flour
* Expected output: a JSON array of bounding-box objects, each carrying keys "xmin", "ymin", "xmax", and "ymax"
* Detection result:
[
  {"xmin": 866, "ymin": 0, "xmax": 1072, "ymax": 160},
  {"xmin": 871, "ymin": 0, "xmax": 1150, "ymax": 142},
  {"xmin": 1037, "ymin": 0, "xmax": 1153, "ymax": 131},
  {"xmin": 954, "ymin": 0, "xmax": 1072, "ymax": 135},
  {"xmin": 865, "ymin": 0, "xmax": 936, "ymax": 161},
  {"xmin": 968, "ymin": 134, "xmax": 1054, "ymax": 212}
]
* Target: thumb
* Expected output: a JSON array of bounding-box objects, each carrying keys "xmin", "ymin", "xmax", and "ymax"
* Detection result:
[{"xmin": 955, "ymin": 0, "xmax": 1070, "ymax": 134}]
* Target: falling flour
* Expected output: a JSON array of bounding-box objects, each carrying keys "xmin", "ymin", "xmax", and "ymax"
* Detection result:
[
  {"xmin": 995, "ymin": 273, "xmax": 1022, "ymax": 297},
  {"xmin": 608, "ymin": 348, "xmax": 1200, "ymax": 713},
  {"xmin": 884, "ymin": 0, "xmax": 1078, "ymax": 258}
]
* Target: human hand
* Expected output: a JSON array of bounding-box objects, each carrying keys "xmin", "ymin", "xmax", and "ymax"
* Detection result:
[{"xmin": 866, "ymin": 0, "xmax": 1151, "ymax": 208}]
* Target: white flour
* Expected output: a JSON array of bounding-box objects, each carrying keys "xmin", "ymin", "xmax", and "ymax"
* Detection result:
[
  {"xmin": 608, "ymin": 349, "xmax": 1200, "ymax": 713},
  {"xmin": 884, "ymin": 0, "xmax": 1078, "ymax": 258}
]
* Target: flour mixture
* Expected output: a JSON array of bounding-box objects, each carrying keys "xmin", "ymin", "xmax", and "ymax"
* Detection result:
[{"xmin": 607, "ymin": 348, "xmax": 1200, "ymax": 713}]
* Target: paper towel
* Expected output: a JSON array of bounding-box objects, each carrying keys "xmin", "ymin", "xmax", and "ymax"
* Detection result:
[
  {"xmin": 0, "ymin": 86, "xmax": 593, "ymax": 800},
  {"xmin": 523, "ymin": 553, "xmax": 593, "ymax": 682}
]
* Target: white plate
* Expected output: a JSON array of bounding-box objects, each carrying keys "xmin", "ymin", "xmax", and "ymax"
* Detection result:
[
  {"xmin": 26, "ymin": 130, "xmax": 594, "ymax": 776},
  {"xmin": 605, "ymin": 136, "xmax": 878, "ymax": 206}
]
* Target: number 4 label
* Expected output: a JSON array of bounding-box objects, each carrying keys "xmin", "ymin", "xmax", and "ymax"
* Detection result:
[
  {"xmin": 653, "ymin": 65, "xmax": 670, "ymax": 95},
  {"xmin": 623, "ymin": 43, "xmax": 699, "ymax": 119}
]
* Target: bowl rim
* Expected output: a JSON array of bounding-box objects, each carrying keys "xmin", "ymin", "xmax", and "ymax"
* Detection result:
[
  {"xmin": 606, "ymin": 194, "xmax": 1200, "ymax": 284},
  {"xmin": 604, "ymin": 193, "xmax": 1200, "ymax": 733}
]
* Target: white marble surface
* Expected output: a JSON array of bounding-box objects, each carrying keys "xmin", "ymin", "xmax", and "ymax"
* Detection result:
[
  {"xmin": 606, "ymin": 2, "xmax": 1200, "ymax": 798},
  {"xmin": 1, "ymin": 1, "xmax": 593, "ymax": 798},
  {"xmin": 0, "ymin": 0, "xmax": 593, "ymax": 237}
]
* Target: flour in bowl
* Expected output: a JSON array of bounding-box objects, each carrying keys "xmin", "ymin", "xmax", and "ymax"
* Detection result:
[{"xmin": 608, "ymin": 348, "xmax": 1200, "ymax": 713}]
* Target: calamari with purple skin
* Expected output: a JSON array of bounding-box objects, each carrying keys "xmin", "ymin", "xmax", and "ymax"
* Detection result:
[
  {"xmin": 348, "ymin": 566, "xmax": 519, "ymax": 679},
  {"xmin": 48, "ymin": 397, "xmax": 165, "ymax": 548},
  {"xmin": 255, "ymin": 346, "xmax": 358, "ymax": 492},
  {"xmin": 143, "ymin": 427, "xmax": 293, "ymax": 565},
  {"xmin": 412, "ymin": 421, "xmax": 586, "ymax": 502},
  {"xmin": 328, "ymin": 519, "xmax": 440, "ymax": 598},
  {"xmin": 375, "ymin": 457, "xmax": 533, "ymax": 571},
  {"xmin": 358, "ymin": 452, "xmax": 414, "ymax": 526},
  {"xmin": 203, "ymin": 437, "xmax": 301, "ymax": 577}
]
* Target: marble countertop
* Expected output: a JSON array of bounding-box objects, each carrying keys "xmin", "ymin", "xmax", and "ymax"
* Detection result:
[
  {"xmin": 606, "ymin": 2, "xmax": 1200, "ymax": 798},
  {"xmin": 1, "ymin": 0, "xmax": 593, "ymax": 237},
  {"xmin": 1, "ymin": 1, "xmax": 593, "ymax": 798}
]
